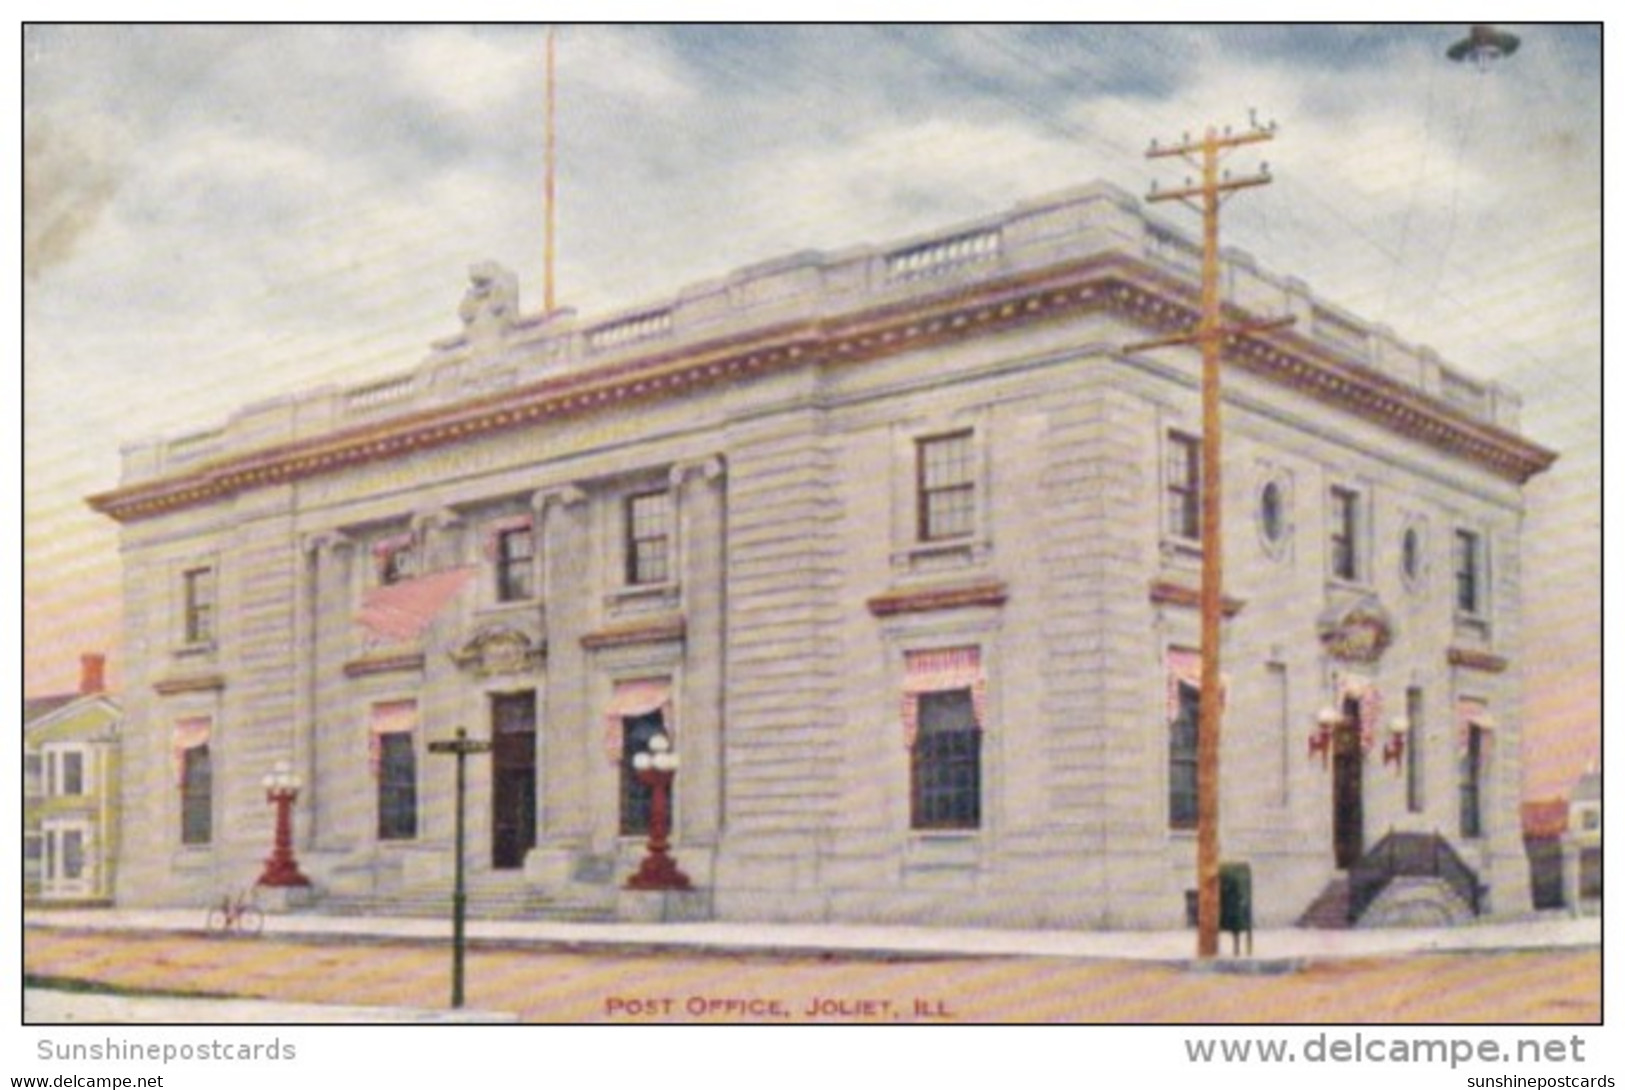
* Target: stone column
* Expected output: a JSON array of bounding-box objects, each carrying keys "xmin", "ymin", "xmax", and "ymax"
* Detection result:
[
  {"xmin": 535, "ymin": 485, "xmax": 591, "ymax": 880},
  {"xmin": 673, "ymin": 456, "xmax": 726, "ymax": 848},
  {"xmin": 308, "ymin": 532, "xmax": 355, "ymax": 852}
]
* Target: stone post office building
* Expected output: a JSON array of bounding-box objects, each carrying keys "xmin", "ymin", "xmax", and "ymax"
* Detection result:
[{"xmin": 91, "ymin": 182, "xmax": 1554, "ymax": 929}]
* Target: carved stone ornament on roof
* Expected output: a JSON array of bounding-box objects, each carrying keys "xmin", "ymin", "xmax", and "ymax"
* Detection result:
[
  {"xmin": 458, "ymin": 261, "xmax": 519, "ymax": 338},
  {"xmin": 1317, "ymin": 594, "xmax": 1395, "ymax": 664},
  {"xmin": 450, "ymin": 625, "xmax": 546, "ymax": 678}
]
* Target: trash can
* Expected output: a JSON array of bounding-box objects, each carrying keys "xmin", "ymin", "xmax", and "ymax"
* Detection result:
[{"xmin": 1219, "ymin": 862, "xmax": 1253, "ymax": 955}]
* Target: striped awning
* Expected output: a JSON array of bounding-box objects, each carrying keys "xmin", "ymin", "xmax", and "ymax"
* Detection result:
[
  {"xmin": 368, "ymin": 700, "xmax": 418, "ymax": 777},
  {"xmin": 172, "ymin": 716, "xmax": 211, "ymax": 788},
  {"xmin": 604, "ymin": 678, "xmax": 672, "ymax": 764},
  {"xmin": 356, "ymin": 566, "xmax": 477, "ymax": 644},
  {"xmin": 1457, "ymin": 697, "xmax": 1494, "ymax": 750},
  {"xmin": 901, "ymin": 647, "xmax": 985, "ymax": 748},
  {"xmin": 1335, "ymin": 670, "xmax": 1384, "ymax": 753}
]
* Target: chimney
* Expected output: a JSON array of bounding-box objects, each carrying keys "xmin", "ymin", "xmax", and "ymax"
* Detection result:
[{"xmin": 79, "ymin": 652, "xmax": 106, "ymax": 695}]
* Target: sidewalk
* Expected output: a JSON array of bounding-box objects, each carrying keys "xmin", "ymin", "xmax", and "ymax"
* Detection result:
[
  {"xmin": 25, "ymin": 905, "xmax": 1600, "ymax": 966},
  {"xmin": 23, "ymin": 989, "xmax": 517, "ymax": 1024}
]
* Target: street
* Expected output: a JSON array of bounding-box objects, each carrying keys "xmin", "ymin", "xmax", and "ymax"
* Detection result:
[{"xmin": 25, "ymin": 928, "xmax": 1599, "ymax": 1024}]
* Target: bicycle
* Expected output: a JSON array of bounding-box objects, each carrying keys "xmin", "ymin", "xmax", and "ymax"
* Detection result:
[{"xmin": 205, "ymin": 887, "xmax": 265, "ymax": 937}]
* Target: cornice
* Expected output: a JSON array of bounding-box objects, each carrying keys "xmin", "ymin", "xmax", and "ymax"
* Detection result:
[
  {"xmin": 88, "ymin": 251, "xmax": 1556, "ymax": 523},
  {"xmin": 341, "ymin": 652, "xmax": 427, "ymax": 679},
  {"xmin": 581, "ymin": 615, "xmax": 687, "ymax": 651},
  {"xmin": 1447, "ymin": 647, "xmax": 1510, "ymax": 674},
  {"xmin": 867, "ymin": 579, "xmax": 1009, "ymax": 617},
  {"xmin": 152, "ymin": 673, "xmax": 227, "ymax": 696},
  {"xmin": 1149, "ymin": 579, "xmax": 1247, "ymax": 618}
]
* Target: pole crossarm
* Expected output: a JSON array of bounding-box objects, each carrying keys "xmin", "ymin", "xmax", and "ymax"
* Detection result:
[{"xmin": 1138, "ymin": 117, "xmax": 1279, "ymax": 961}]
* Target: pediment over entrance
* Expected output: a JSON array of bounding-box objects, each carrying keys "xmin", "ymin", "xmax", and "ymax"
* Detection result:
[{"xmin": 451, "ymin": 625, "xmax": 546, "ymax": 677}]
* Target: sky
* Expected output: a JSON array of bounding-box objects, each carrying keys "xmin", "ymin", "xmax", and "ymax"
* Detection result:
[{"xmin": 21, "ymin": 23, "xmax": 1601, "ymax": 801}]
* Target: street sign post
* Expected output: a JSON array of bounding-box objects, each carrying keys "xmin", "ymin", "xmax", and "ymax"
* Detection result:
[{"xmin": 428, "ymin": 727, "xmax": 492, "ymax": 1008}]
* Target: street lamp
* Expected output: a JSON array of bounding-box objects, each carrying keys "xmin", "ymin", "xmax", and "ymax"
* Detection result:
[
  {"xmin": 257, "ymin": 762, "xmax": 311, "ymax": 888},
  {"xmin": 1309, "ymin": 705, "xmax": 1341, "ymax": 768},
  {"xmin": 625, "ymin": 732, "xmax": 690, "ymax": 891},
  {"xmin": 1383, "ymin": 717, "xmax": 1410, "ymax": 772}
]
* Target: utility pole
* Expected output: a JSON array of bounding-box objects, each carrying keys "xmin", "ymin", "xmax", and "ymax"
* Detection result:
[{"xmin": 1134, "ymin": 117, "xmax": 1290, "ymax": 958}]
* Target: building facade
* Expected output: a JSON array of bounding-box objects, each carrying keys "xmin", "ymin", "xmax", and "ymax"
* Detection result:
[
  {"xmin": 91, "ymin": 182, "xmax": 1554, "ymax": 929},
  {"xmin": 24, "ymin": 654, "xmax": 121, "ymax": 904}
]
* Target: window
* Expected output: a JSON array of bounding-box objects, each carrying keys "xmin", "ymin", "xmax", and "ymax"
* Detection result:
[
  {"xmin": 377, "ymin": 733, "xmax": 418, "ymax": 841},
  {"xmin": 1260, "ymin": 479, "xmax": 1285, "ymax": 545},
  {"xmin": 494, "ymin": 524, "xmax": 535, "ymax": 602},
  {"xmin": 182, "ymin": 566, "xmax": 215, "ymax": 645},
  {"xmin": 1405, "ymin": 687, "xmax": 1425, "ymax": 814},
  {"xmin": 911, "ymin": 689, "xmax": 981, "ymax": 830},
  {"xmin": 1454, "ymin": 529, "xmax": 1483, "ymax": 614},
  {"xmin": 24, "ymin": 754, "xmax": 42, "ymax": 799},
  {"xmin": 379, "ymin": 542, "xmax": 416, "ymax": 586},
  {"xmin": 59, "ymin": 751, "xmax": 84, "ymax": 796},
  {"xmin": 917, "ymin": 431, "xmax": 976, "ymax": 542},
  {"xmin": 619, "ymin": 710, "xmax": 667, "ymax": 836},
  {"xmin": 1460, "ymin": 725, "xmax": 1485, "ymax": 839},
  {"xmin": 1169, "ymin": 682, "xmax": 1200, "ymax": 829},
  {"xmin": 181, "ymin": 744, "xmax": 212, "ymax": 846},
  {"xmin": 625, "ymin": 491, "xmax": 672, "ymax": 586},
  {"xmin": 59, "ymin": 830, "xmax": 85, "ymax": 881},
  {"xmin": 1402, "ymin": 525, "xmax": 1423, "ymax": 585},
  {"xmin": 1165, "ymin": 432, "xmax": 1201, "ymax": 542},
  {"xmin": 1329, "ymin": 486, "xmax": 1361, "ymax": 581}
]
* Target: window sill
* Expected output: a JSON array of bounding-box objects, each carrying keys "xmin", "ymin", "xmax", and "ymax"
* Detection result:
[
  {"xmin": 173, "ymin": 642, "xmax": 217, "ymax": 659},
  {"xmin": 891, "ymin": 537, "xmax": 991, "ymax": 577}
]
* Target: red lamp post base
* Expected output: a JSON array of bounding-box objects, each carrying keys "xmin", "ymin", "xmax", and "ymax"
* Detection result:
[
  {"xmin": 625, "ymin": 766, "xmax": 690, "ymax": 891},
  {"xmin": 257, "ymin": 786, "xmax": 312, "ymax": 888},
  {"xmin": 626, "ymin": 852, "xmax": 691, "ymax": 891}
]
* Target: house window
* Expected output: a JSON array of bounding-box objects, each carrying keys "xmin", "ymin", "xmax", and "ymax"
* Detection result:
[
  {"xmin": 1454, "ymin": 529, "xmax": 1483, "ymax": 614},
  {"xmin": 1405, "ymin": 687, "xmax": 1425, "ymax": 814},
  {"xmin": 911, "ymin": 689, "xmax": 981, "ymax": 830},
  {"xmin": 182, "ymin": 566, "xmax": 215, "ymax": 645},
  {"xmin": 625, "ymin": 491, "xmax": 672, "ymax": 586},
  {"xmin": 917, "ymin": 430, "xmax": 976, "ymax": 543},
  {"xmin": 494, "ymin": 524, "xmax": 535, "ymax": 602},
  {"xmin": 1459, "ymin": 724, "xmax": 1486, "ymax": 839},
  {"xmin": 1169, "ymin": 681, "xmax": 1200, "ymax": 830},
  {"xmin": 619, "ymin": 709, "xmax": 667, "ymax": 836},
  {"xmin": 1329, "ymin": 486, "xmax": 1361, "ymax": 581},
  {"xmin": 59, "ymin": 829, "xmax": 85, "ymax": 881},
  {"xmin": 377, "ymin": 733, "xmax": 418, "ymax": 841},
  {"xmin": 58, "ymin": 751, "xmax": 84, "ymax": 796},
  {"xmin": 24, "ymin": 754, "xmax": 42, "ymax": 799},
  {"xmin": 1166, "ymin": 432, "xmax": 1201, "ymax": 542},
  {"xmin": 181, "ymin": 744, "xmax": 212, "ymax": 846}
]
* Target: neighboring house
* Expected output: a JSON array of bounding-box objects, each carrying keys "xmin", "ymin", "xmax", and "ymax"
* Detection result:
[
  {"xmin": 1522, "ymin": 797, "xmax": 1569, "ymax": 910},
  {"xmin": 1568, "ymin": 769, "xmax": 1601, "ymax": 914},
  {"xmin": 90, "ymin": 182, "xmax": 1554, "ymax": 929},
  {"xmin": 24, "ymin": 654, "xmax": 121, "ymax": 904}
]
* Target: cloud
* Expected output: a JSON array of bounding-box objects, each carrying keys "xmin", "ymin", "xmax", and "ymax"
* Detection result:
[{"xmin": 23, "ymin": 108, "xmax": 129, "ymax": 281}]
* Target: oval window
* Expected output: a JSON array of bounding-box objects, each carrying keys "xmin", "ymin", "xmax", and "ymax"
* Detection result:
[
  {"xmin": 1402, "ymin": 526, "xmax": 1422, "ymax": 582},
  {"xmin": 1260, "ymin": 480, "xmax": 1285, "ymax": 543}
]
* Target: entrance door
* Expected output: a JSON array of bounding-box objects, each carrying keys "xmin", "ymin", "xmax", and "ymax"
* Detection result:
[
  {"xmin": 490, "ymin": 692, "xmax": 537, "ymax": 870},
  {"xmin": 1332, "ymin": 697, "xmax": 1365, "ymax": 869},
  {"xmin": 42, "ymin": 820, "xmax": 92, "ymax": 899}
]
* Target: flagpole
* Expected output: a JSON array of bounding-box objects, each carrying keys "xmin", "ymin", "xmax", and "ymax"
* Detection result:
[{"xmin": 544, "ymin": 25, "xmax": 557, "ymax": 315}]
